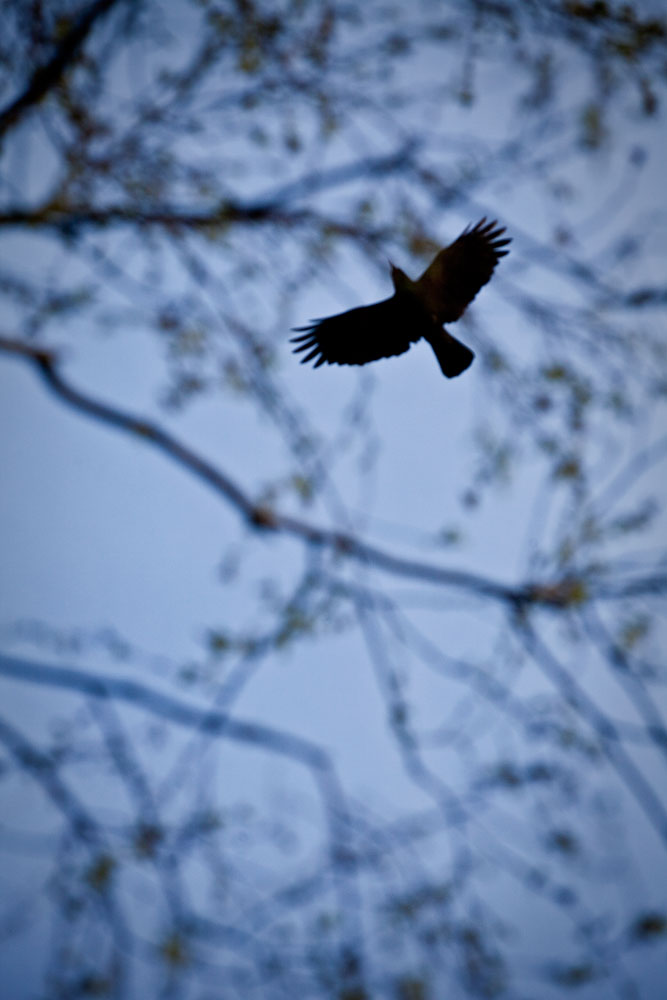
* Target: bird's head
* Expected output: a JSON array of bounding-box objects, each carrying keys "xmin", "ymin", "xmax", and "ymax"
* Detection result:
[{"xmin": 389, "ymin": 261, "xmax": 413, "ymax": 294}]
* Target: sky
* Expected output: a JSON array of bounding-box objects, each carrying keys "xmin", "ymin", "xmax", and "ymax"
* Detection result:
[{"xmin": 1, "ymin": 3, "xmax": 667, "ymax": 998}]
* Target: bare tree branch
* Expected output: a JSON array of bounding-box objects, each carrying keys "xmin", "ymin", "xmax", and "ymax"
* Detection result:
[
  {"xmin": 517, "ymin": 619, "xmax": 667, "ymax": 846},
  {"xmin": 3, "ymin": 335, "xmax": 665, "ymax": 611},
  {"xmin": 0, "ymin": 0, "xmax": 127, "ymax": 140},
  {"xmin": 0, "ymin": 650, "xmax": 367, "ymax": 991}
]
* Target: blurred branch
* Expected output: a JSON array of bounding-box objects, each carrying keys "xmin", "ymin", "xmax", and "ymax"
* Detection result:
[
  {"xmin": 2, "ymin": 335, "xmax": 666, "ymax": 608},
  {"xmin": 0, "ymin": 201, "xmax": 321, "ymax": 234},
  {"xmin": 517, "ymin": 618, "xmax": 667, "ymax": 846},
  {"xmin": 0, "ymin": 649, "xmax": 366, "ymax": 984},
  {"xmin": 3, "ymin": 196, "xmax": 662, "ymax": 315},
  {"xmin": 0, "ymin": 145, "xmax": 416, "ymax": 239},
  {"xmin": 252, "ymin": 139, "xmax": 421, "ymax": 205},
  {"xmin": 579, "ymin": 605, "xmax": 667, "ymax": 760},
  {"xmin": 0, "ymin": 201, "xmax": 390, "ymax": 257},
  {"xmin": 0, "ymin": 649, "xmax": 358, "ymax": 881},
  {"xmin": 0, "ymin": 712, "xmax": 102, "ymax": 844},
  {"xmin": 0, "ymin": 0, "xmax": 126, "ymax": 140},
  {"xmin": 0, "ymin": 652, "xmax": 337, "ymax": 777}
]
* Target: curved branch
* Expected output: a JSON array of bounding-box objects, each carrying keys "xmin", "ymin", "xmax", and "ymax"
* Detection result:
[
  {"xmin": 0, "ymin": 0, "xmax": 126, "ymax": 140},
  {"xmin": 0, "ymin": 650, "xmax": 366, "ymax": 976},
  {"xmin": 517, "ymin": 620, "xmax": 667, "ymax": 847},
  {"xmin": 2, "ymin": 336, "xmax": 666, "ymax": 607},
  {"xmin": 0, "ymin": 652, "xmax": 334, "ymax": 774},
  {"xmin": 0, "ymin": 711, "xmax": 102, "ymax": 843},
  {"xmin": 0, "ymin": 147, "xmax": 417, "ymax": 238}
]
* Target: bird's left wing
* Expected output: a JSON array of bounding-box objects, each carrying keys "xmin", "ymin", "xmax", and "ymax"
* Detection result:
[
  {"xmin": 291, "ymin": 294, "xmax": 424, "ymax": 368},
  {"xmin": 416, "ymin": 218, "xmax": 510, "ymax": 324}
]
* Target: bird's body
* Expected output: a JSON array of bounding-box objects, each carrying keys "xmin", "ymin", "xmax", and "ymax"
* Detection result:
[{"xmin": 291, "ymin": 218, "xmax": 510, "ymax": 378}]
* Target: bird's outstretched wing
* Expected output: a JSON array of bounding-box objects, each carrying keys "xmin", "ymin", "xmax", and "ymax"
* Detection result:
[
  {"xmin": 291, "ymin": 294, "xmax": 427, "ymax": 368},
  {"xmin": 416, "ymin": 218, "xmax": 510, "ymax": 324}
]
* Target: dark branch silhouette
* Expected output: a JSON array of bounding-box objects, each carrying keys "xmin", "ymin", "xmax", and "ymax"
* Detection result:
[
  {"xmin": 1, "ymin": 335, "xmax": 665, "ymax": 609},
  {"xmin": 0, "ymin": 0, "xmax": 125, "ymax": 140}
]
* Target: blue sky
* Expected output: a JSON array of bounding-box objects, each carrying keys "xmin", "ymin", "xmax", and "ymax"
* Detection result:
[{"xmin": 1, "ymin": 3, "xmax": 667, "ymax": 996}]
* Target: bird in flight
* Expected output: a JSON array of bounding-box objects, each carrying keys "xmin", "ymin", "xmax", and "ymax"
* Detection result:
[{"xmin": 291, "ymin": 218, "xmax": 510, "ymax": 378}]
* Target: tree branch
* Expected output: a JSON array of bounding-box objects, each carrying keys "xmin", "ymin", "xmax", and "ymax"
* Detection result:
[
  {"xmin": 2, "ymin": 335, "xmax": 666, "ymax": 608},
  {"xmin": 0, "ymin": 144, "xmax": 418, "ymax": 240},
  {"xmin": 0, "ymin": 649, "xmax": 365, "ymax": 979},
  {"xmin": 0, "ymin": 652, "xmax": 336, "ymax": 779},
  {"xmin": 517, "ymin": 619, "xmax": 667, "ymax": 847},
  {"xmin": 0, "ymin": 0, "xmax": 126, "ymax": 140}
]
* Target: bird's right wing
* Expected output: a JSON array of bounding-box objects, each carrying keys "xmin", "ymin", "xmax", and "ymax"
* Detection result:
[
  {"xmin": 291, "ymin": 295, "xmax": 423, "ymax": 368},
  {"xmin": 416, "ymin": 218, "xmax": 510, "ymax": 324}
]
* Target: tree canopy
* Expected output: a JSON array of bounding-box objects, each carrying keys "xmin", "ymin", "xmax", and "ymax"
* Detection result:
[{"xmin": 1, "ymin": 1, "xmax": 666, "ymax": 998}]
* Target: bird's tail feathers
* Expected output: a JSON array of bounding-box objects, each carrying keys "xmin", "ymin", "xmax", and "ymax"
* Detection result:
[{"xmin": 425, "ymin": 328, "xmax": 474, "ymax": 379}]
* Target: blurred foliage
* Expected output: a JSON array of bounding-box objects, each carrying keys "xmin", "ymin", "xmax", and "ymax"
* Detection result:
[{"xmin": 1, "ymin": 1, "xmax": 666, "ymax": 998}]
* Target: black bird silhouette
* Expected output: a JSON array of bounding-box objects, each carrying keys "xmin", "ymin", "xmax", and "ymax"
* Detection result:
[{"xmin": 291, "ymin": 218, "xmax": 510, "ymax": 377}]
